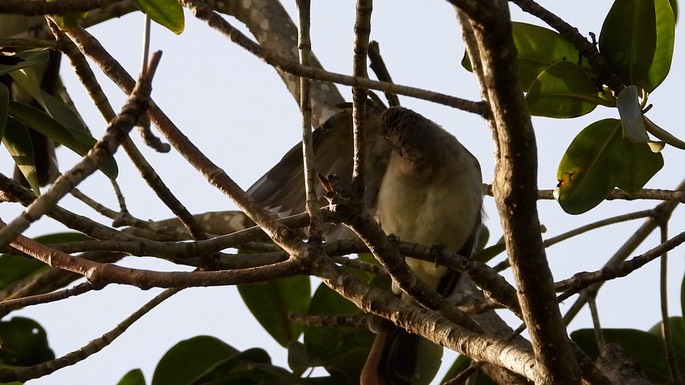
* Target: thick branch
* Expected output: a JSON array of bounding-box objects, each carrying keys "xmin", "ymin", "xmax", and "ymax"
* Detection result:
[{"xmin": 453, "ymin": 2, "xmax": 580, "ymax": 384}]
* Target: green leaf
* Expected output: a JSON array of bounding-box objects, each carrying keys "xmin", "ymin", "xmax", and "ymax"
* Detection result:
[
  {"xmin": 287, "ymin": 340, "xmax": 310, "ymax": 375},
  {"xmin": 599, "ymin": 0, "xmax": 666, "ymax": 91},
  {"xmin": 132, "ymin": 0, "xmax": 185, "ymax": 34},
  {"xmin": 614, "ymin": 137, "xmax": 664, "ymax": 193},
  {"xmin": 0, "ymin": 83, "xmax": 8, "ymax": 138},
  {"xmin": 0, "ymin": 50, "xmax": 49, "ymax": 78},
  {"xmin": 8, "ymin": 61, "xmax": 91, "ymax": 135},
  {"xmin": 9, "ymin": 67, "xmax": 46, "ymax": 106},
  {"xmin": 117, "ymin": 369, "xmax": 147, "ymax": 385},
  {"xmin": 188, "ymin": 348, "xmax": 292, "ymax": 385},
  {"xmin": 617, "ymin": 86, "xmax": 649, "ymax": 142},
  {"xmin": 556, "ymin": 119, "xmax": 663, "ymax": 214},
  {"xmin": 463, "ymin": 23, "xmax": 594, "ymax": 91},
  {"xmin": 511, "ymin": 23, "xmax": 593, "ymax": 90},
  {"xmin": 527, "ymin": 61, "xmax": 606, "ymax": 118},
  {"xmin": 40, "ymin": 90, "xmax": 90, "ymax": 135},
  {"xmin": 8, "ymin": 101, "xmax": 118, "ymax": 179},
  {"xmin": 2, "ymin": 118, "xmax": 41, "ymax": 194},
  {"xmin": 646, "ymin": 0, "xmax": 676, "ymax": 90},
  {"xmin": 151, "ymin": 336, "xmax": 238, "ymax": 385},
  {"xmin": 0, "ymin": 317, "xmax": 55, "ymax": 366},
  {"xmin": 237, "ymin": 276, "xmax": 310, "ymax": 347}
]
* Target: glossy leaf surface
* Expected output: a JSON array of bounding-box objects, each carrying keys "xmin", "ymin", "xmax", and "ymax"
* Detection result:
[
  {"xmin": 527, "ymin": 61, "xmax": 605, "ymax": 118},
  {"xmin": 556, "ymin": 119, "xmax": 663, "ymax": 213}
]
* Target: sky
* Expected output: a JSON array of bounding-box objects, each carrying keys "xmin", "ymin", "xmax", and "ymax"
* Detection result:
[{"xmin": 0, "ymin": 1, "xmax": 683, "ymax": 384}]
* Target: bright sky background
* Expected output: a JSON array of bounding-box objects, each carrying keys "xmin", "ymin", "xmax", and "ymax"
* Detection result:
[{"xmin": 0, "ymin": 1, "xmax": 683, "ymax": 384}]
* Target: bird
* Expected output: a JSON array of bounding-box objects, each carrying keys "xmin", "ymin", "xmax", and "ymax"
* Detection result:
[
  {"xmin": 247, "ymin": 102, "xmax": 392, "ymax": 239},
  {"xmin": 246, "ymin": 104, "xmax": 483, "ymax": 384},
  {"xmin": 360, "ymin": 106, "xmax": 483, "ymax": 385}
]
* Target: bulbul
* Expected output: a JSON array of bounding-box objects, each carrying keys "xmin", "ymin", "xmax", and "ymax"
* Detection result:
[
  {"xmin": 1, "ymin": 15, "xmax": 60, "ymax": 186},
  {"xmin": 247, "ymin": 103, "xmax": 392, "ymax": 231},
  {"xmin": 247, "ymin": 104, "xmax": 482, "ymax": 384},
  {"xmin": 360, "ymin": 107, "xmax": 483, "ymax": 385}
]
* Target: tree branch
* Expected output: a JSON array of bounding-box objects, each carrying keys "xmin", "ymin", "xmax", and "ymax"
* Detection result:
[
  {"xmin": 181, "ymin": 0, "xmax": 488, "ymax": 116},
  {"xmin": 453, "ymin": 2, "xmax": 581, "ymax": 383}
]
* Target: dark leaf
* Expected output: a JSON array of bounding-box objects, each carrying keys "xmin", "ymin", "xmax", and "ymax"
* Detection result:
[
  {"xmin": 8, "ymin": 101, "xmax": 118, "ymax": 179},
  {"xmin": 237, "ymin": 276, "xmax": 310, "ymax": 347},
  {"xmin": 599, "ymin": 0, "xmax": 674, "ymax": 91},
  {"xmin": 303, "ymin": 283, "xmax": 373, "ymax": 381},
  {"xmin": 415, "ymin": 339, "xmax": 443, "ymax": 385},
  {"xmin": 0, "ymin": 317, "xmax": 54, "ymax": 366},
  {"xmin": 117, "ymin": 369, "xmax": 147, "ymax": 385},
  {"xmin": 2, "ymin": 118, "xmax": 41, "ymax": 193},
  {"xmin": 648, "ymin": 316, "xmax": 685, "ymax": 371},
  {"xmin": 0, "ymin": 50, "xmax": 49, "ymax": 77},
  {"xmin": 151, "ymin": 336, "xmax": 238, "ymax": 385},
  {"xmin": 572, "ymin": 328, "xmax": 676, "ymax": 384},
  {"xmin": 287, "ymin": 340, "xmax": 309, "ymax": 375},
  {"xmin": 0, "ymin": 83, "xmax": 8, "ymax": 138}
]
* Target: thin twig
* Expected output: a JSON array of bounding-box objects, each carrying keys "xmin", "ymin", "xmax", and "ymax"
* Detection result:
[
  {"xmin": 0, "ymin": 52, "xmax": 162, "ymax": 248},
  {"xmin": 486, "ymin": 185, "xmax": 685, "ymax": 202},
  {"xmin": 0, "ymin": 282, "xmax": 96, "ymax": 313},
  {"xmin": 659, "ymin": 223, "xmax": 683, "ymax": 384},
  {"xmin": 63, "ymin": 26, "xmax": 305, "ymax": 256},
  {"xmin": 295, "ymin": 0, "xmax": 321, "ymax": 240},
  {"xmin": 350, "ymin": 0, "xmax": 372, "ymax": 203},
  {"xmin": 70, "ymin": 187, "xmax": 122, "ymax": 220},
  {"xmin": 53, "ymin": 23, "xmax": 207, "ymax": 241},
  {"xmin": 181, "ymin": 0, "xmax": 488, "ymax": 116},
  {"xmin": 588, "ymin": 297, "xmax": 605, "ymax": 349},
  {"xmin": 556, "ymin": 229, "xmax": 685, "ymax": 296},
  {"xmin": 0, "ymin": 287, "xmax": 181, "ymax": 383},
  {"xmin": 368, "ymin": 41, "xmax": 400, "ymax": 107},
  {"xmin": 492, "ymin": 209, "xmax": 655, "ymax": 272},
  {"xmin": 508, "ymin": 0, "xmax": 624, "ymax": 94},
  {"xmin": 562, "ymin": 178, "xmax": 685, "ymax": 324}
]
